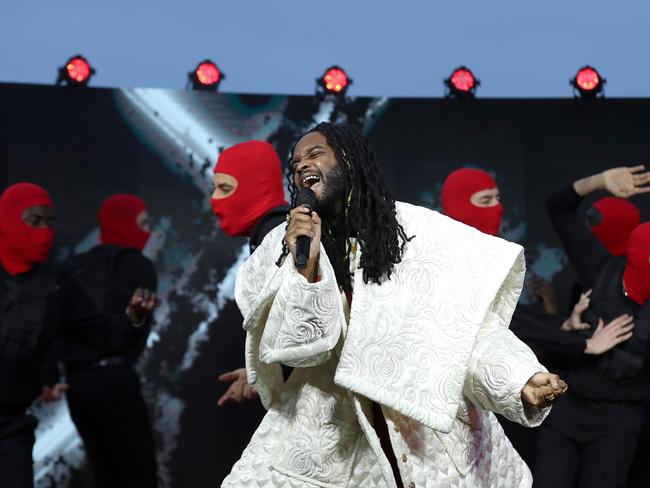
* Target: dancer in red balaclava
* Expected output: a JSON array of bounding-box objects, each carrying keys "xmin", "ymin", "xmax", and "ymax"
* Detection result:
[
  {"xmin": 625, "ymin": 221, "xmax": 650, "ymax": 488},
  {"xmin": 211, "ymin": 141, "xmax": 290, "ymax": 406},
  {"xmin": 0, "ymin": 184, "xmax": 156, "ymax": 488},
  {"xmin": 64, "ymin": 193, "xmax": 159, "ymax": 488},
  {"xmin": 99, "ymin": 193, "xmax": 151, "ymax": 251},
  {"xmin": 538, "ymin": 165, "xmax": 650, "ymax": 488},
  {"xmin": 211, "ymin": 140, "xmax": 288, "ymax": 250},
  {"xmin": 624, "ymin": 223, "xmax": 650, "ymax": 306},
  {"xmin": 441, "ymin": 168, "xmax": 503, "ymax": 236},
  {"xmin": 0, "ymin": 182, "xmax": 55, "ymax": 275},
  {"xmin": 587, "ymin": 196, "xmax": 641, "ymax": 256}
]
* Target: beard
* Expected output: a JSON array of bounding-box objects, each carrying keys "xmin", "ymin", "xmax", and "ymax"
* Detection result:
[{"xmin": 314, "ymin": 164, "xmax": 347, "ymax": 219}]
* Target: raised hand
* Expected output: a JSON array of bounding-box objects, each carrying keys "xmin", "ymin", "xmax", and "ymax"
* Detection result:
[
  {"xmin": 126, "ymin": 288, "xmax": 159, "ymax": 325},
  {"xmin": 602, "ymin": 165, "xmax": 650, "ymax": 198},
  {"xmin": 561, "ymin": 289, "xmax": 592, "ymax": 331},
  {"xmin": 217, "ymin": 368, "xmax": 257, "ymax": 406},
  {"xmin": 284, "ymin": 206, "xmax": 322, "ymax": 281},
  {"xmin": 521, "ymin": 372, "xmax": 568, "ymax": 408},
  {"xmin": 585, "ymin": 315, "xmax": 635, "ymax": 355}
]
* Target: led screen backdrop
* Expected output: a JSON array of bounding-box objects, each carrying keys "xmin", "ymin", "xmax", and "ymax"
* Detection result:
[{"xmin": 1, "ymin": 82, "xmax": 649, "ymax": 487}]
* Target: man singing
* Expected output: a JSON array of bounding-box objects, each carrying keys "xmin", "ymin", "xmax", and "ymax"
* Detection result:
[{"xmin": 222, "ymin": 123, "xmax": 566, "ymax": 488}]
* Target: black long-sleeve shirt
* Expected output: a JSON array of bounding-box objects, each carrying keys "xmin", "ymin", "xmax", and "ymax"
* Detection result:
[
  {"xmin": 547, "ymin": 185, "xmax": 648, "ymax": 402},
  {"xmin": 546, "ymin": 185, "xmax": 611, "ymax": 288},
  {"xmin": 65, "ymin": 244, "xmax": 157, "ymax": 362},
  {"xmin": 510, "ymin": 303, "xmax": 586, "ymax": 357},
  {"xmin": 100, "ymin": 245, "xmax": 156, "ymax": 360},
  {"xmin": 0, "ymin": 263, "xmax": 141, "ymax": 410}
]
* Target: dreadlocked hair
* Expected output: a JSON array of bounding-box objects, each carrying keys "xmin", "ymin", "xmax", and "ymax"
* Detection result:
[{"xmin": 275, "ymin": 122, "xmax": 413, "ymax": 293}]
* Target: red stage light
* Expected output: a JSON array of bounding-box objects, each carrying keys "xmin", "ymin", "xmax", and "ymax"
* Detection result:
[
  {"xmin": 188, "ymin": 59, "xmax": 224, "ymax": 91},
  {"xmin": 323, "ymin": 68, "xmax": 349, "ymax": 93},
  {"xmin": 444, "ymin": 66, "xmax": 480, "ymax": 98},
  {"xmin": 571, "ymin": 66, "xmax": 605, "ymax": 98},
  {"xmin": 576, "ymin": 67, "xmax": 600, "ymax": 91},
  {"xmin": 196, "ymin": 62, "xmax": 222, "ymax": 86},
  {"xmin": 57, "ymin": 55, "xmax": 95, "ymax": 87},
  {"xmin": 450, "ymin": 68, "xmax": 476, "ymax": 93},
  {"xmin": 318, "ymin": 66, "xmax": 351, "ymax": 95},
  {"xmin": 66, "ymin": 57, "xmax": 91, "ymax": 84}
]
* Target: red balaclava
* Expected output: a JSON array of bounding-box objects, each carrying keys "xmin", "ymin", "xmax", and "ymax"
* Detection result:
[
  {"xmin": 441, "ymin": 168, "xmax": 503, "ymax": 236},
  {"xmin": 589, "ymin": 197, "xmax": 641, "ymax": 256},
  {"xmin": 623, "ymin": 223, "xmax": 650, "ymax": 305},
  {"xmin": 211, "ymin": 140, "xmax": 288, "ymax": 237},
  {"xmin": 99, "ymin": 194, "xmax": 151, "ymax": 251},
  {"xmin": 0, "ymin": 183, "xmax": 55, "ymax": 276}
]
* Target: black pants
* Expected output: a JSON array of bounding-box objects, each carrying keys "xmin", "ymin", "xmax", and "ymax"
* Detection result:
[
  {"xmin": 627, "ymin": 399, "xmax": 650, "ymax": 488},
  {"xmin": 66, "ymin": 363, "xmax": 157, "ymax": 488},
  {"xmin": 533, "ymin": 393, "xmax": 644, "ymax": 488},
  {"xmin": 0, "ymin": 413, "xmax": 37, "ymax": 488}
]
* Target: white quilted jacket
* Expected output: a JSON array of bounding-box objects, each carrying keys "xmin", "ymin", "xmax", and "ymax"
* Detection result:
[{"xmin": 222, "ymin": 202, "xmax": 549, "ymax": 488}]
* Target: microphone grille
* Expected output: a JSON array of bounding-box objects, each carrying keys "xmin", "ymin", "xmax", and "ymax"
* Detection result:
[{"xmin": 295, "ymin": 188, "xmax": 318, "ymax": 210}]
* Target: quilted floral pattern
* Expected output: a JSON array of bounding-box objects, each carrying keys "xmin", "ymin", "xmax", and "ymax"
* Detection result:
[
  {"xmin": 223, "ymin": 203, "xmax": 548, "ymax": 488},
  {"xmin": 259, "ymin": 251, "xmax": 345, "ymax": 368}
]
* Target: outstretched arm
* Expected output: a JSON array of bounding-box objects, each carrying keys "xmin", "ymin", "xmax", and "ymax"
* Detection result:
[
  {"xmin": 511, "ymin": 306, "xmax": 587, "ymax": 356},
  {"xmin": 464, "ymin": 311, "xmax": 566, "ymax": 427}
]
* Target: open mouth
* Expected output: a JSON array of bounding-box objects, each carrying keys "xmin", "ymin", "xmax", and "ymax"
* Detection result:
[{"xmin": 300, "ymin": 174, "xmax": 321, "ymax": 190}]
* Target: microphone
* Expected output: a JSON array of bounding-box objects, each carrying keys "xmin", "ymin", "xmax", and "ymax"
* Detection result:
[{"xmin": 294, "ymin": 188, "xmax": 318, "ymax": 269}]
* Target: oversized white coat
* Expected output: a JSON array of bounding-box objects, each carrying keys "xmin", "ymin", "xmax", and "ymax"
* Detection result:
[{"xmin": 222, "ymin": 202, "xmax": 549, "ymax": 488}]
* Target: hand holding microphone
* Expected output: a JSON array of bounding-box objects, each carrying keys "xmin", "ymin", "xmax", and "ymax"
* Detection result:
[{"xmin": 285, "ymin": 188, "xmax": 321, "ymax": 281}]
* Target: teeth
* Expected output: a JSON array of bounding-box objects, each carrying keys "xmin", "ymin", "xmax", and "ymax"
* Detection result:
[{"xmin": 302, "ymin": 175, "xmax": 320, "ymax": 187}]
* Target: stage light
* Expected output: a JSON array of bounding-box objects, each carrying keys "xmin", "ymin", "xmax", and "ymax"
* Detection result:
[
  {"xmin": 56, "ymin": 55, "xmax": 95, "ymax": 87},
  {"xmin": 571, "ymin": 66, "xmax": 606, "ymax": 98},
  {"xmin": 444, "ymin": 66, "xmax": 479, "ymax": 98},
  {"xmin": 188, "ymin": 60, "xmax": 224, "ymax": 91},
  {"xmin": 317, "ymin": 65, "xmax": 352, "ymax": 95}
]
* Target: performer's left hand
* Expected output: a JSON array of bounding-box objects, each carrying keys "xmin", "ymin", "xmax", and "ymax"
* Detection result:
[
  {"xmin": 521, "ymin": 372, "xmax": 567, "ymax": 408},
  {"xmin": 127, "ymin": 288, "xmax": 159, "ymax": 325}
]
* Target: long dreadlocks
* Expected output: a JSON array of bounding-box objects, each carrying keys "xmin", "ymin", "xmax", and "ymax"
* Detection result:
[{"xmin": 276, "ymin": 122, "xmax": 413, "ymax": 293}]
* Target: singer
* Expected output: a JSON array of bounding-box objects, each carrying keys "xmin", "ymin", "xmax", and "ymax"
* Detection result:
[{"xmin": 222, "ymin": 123, "xmax": 566, "ymax": 488}]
